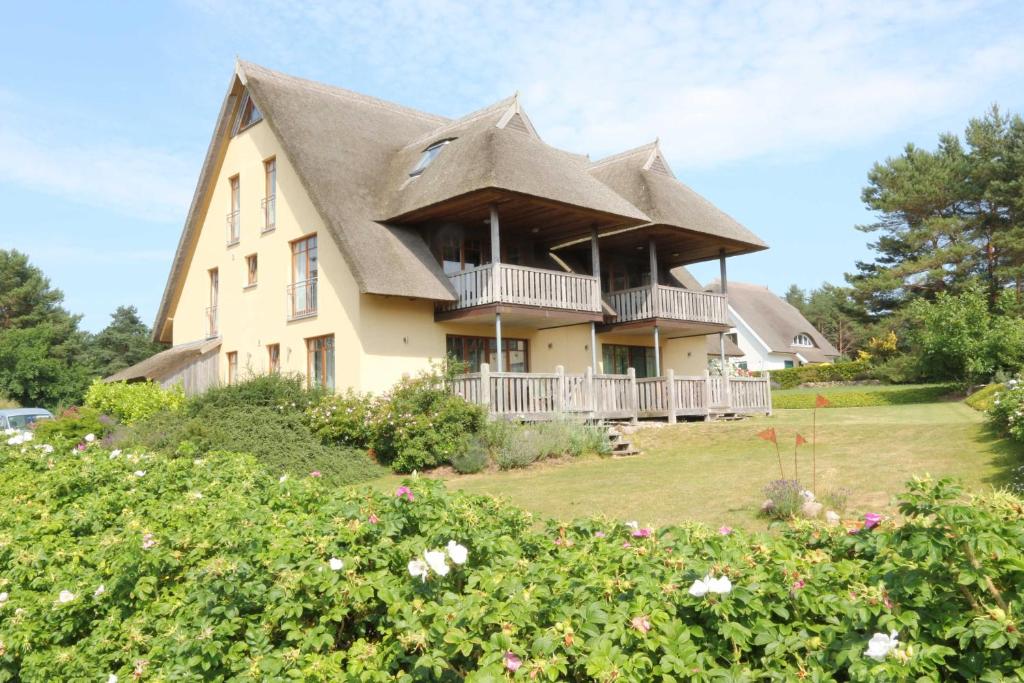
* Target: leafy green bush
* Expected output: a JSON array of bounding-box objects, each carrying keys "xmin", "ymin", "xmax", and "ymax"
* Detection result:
[
  {"xmin": 372, "ymin": 369, "xmax": 486, "ymax": 473},
  {"xmin": 486, "ymin": 419, "xmax": 611, "ymax": 470},
  {"xmin": 772, "ymin": 384, "xmax": 955, "ymax": 409},
  {"xmin": 965, "ymin": 383, "xmax": 1005, "ymax": 412},
  {"xmin": 31, "ymin": 406, "xmax": 113, "ymax": 445},
  {"xmin": 769, "ymin": 359, "xmax": 872, "ymax": 389},
  {"xmin": 0, "ymin": 396, "xmax": 17, "ymax": 409},
  {"xmin": 83, "ymin": 379, "xmax": 185, "ymax": 424},
  {"xmin": 305, "ymin": 389, "xmax": 376, "ymax": 448},
  {"xmin": 987, "ymin": 380, "xmax": 1024, "ymax": 443},
  {"xmin": 188, "ymin": 372, "xmax": 325, "ymax": 415},
  {"xmin": 869, "ymin": 354, "xmax": 926, "ymax": 384},
  {"xmin": 2, "ymin": 435, "xmax": 1022, "ymax": 680},
  {"xmin": 450, "ymin": 436, "xmax": 489, "ymax": 474},
  {"xmin": 120, "ymin": 405, "xmax": 384, "ymax": 486}
]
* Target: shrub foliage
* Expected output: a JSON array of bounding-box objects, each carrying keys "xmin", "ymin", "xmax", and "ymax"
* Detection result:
[
  {"xmin": 0, "ymin": 437, "xmax": 1022, "ymax": 680},
  {"xmin": 84, "ymin": 379, "xmax": 185, "ymax": 424},
  {"xmin": 768, "ymin": 360, "xmax": 872, "ymax": 389}
]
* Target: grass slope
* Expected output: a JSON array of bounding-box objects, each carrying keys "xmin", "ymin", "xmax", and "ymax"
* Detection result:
[
  {"xmin": 381, "ymin": 402, "xmax": 1019, "ymax": 531},
  {"xmin": 771, "ymin": 383, "xmax": 956, "ymax": 409}
]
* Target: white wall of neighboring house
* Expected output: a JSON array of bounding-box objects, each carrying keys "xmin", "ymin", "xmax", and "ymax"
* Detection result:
[{"xmin": 728, "ymin": 307, "xmax": 797, "ymax": 372}]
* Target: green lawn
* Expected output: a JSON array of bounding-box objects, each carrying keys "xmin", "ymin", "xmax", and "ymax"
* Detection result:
[
  {"xmin": 376, "ymin": 401, "xmax": 1020, "ymax": 531},
  {"xmin": 771, "ymin": 382, "xmax": 956, "ymax": 409},
  {"xmin": 772, "ymin": 383, "xmax": 948, "ymax": 396}
]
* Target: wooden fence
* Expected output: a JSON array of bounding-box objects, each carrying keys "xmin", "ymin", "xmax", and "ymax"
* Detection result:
[{"xmin": 451, "ymin": 364, "xmax": 772, "ymax": 422}]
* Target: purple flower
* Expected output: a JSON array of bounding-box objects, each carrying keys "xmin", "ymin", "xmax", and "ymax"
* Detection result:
[
  {"xmin": 504, "ymin": 652, "xmax": 522, "ymax": 672},
  {"xmin": 718, "ymin": 526, "xmax": 733, "ymax": 536},
  {"xmin": 395, "ymin": 486, "xmax": 415, "ymax": 501},
  {"xmin": 594, "ymin": 531, "xmax": 606, "ymax": 538},
  {"xmin": 792, "ymin": 579, "xmax": 805, "ymax": 591},
  {"xmin": 631, "ymin": 527, "xmax": 652, "ymax": 538},
  {"xmin": 622, "ymin": 541, "xmax": 632, "ymax": 548},
  {"xmin": 864, "ymin": 513, "xmax": 882, "ymax": 530}
]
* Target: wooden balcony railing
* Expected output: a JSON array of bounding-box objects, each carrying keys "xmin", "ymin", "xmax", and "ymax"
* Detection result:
[
  {"xmin": 439, "ymin": 263, "xmax": 601, "ymax": 314},
  {"xmin": 261, "ymin": 195, "xmax": 275, "ymax": 233},
  {"xmin": 605, "ymin": 285, "xmax": 728, "ymax": 326},
  {"xmin": 226, "ymin": 210, "xmax": 240, "ymax": 245},
  {"xmin": 287, "ymin": 278, "xmax": 317, "ymax": 320},
  {"xmin": 451, "ymin": 364, "xmax": 772, "ymax": 421}
]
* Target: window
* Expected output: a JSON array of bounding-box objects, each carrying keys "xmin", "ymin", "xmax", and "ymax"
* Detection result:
[
  {"xmin": 267, "ymin": 343, "xmax": 280, "ymax": 374},
  {"xmin": 262, "ymin": 157, "xmax": 276, "ymax": 232},
  {"xmin": 410, "ymin": 139, "xmax": 452, "ymax": 176},
  {"xmin": 446, "ymin": 335, "xmax": 528, "ymax": 373},
  {"xmin": 784, "ymin": 360, "xmax": 795, "ymax": 369},
  {"xmin": 737, "ymin": 361, "xmax": 748, "ymax": 370},
  {"xmin": 725, "ymin": 332, "xmax": 739, "ymax": 345},
  {"xmin": 234, "ymin": 92, "xmax": 263, "ymax": 134},
  {"xmin": 207, "ymin": 268, "xmax": 219, "ymax": 337},
  {"xmin": 602, "ymin": 344, "xmax": 658, "ymax": 378},
  {"xmin": 602, "ymin": 261, "xmax": 650, "ymax": 293},
  {"xmin": 289, "ymin": 234, "xmax": 318, "ymax": 318},
  {"xmin": 227, "ymin": 175, "xmax": 240, "ymax": 245},
  {"xmin": 245, "ymin": 254, "xmax": 258, "ymax": 287},
  {"xmin": 793, "ymin": 333, "xmax": 815, "ymax": 347},
  {"xmin": 226, "ymin": 351, "xmax": 238, "ymax": 385},
  {"xmin": 439, "ymin": 234, "xmax": 492, "ymax": 275},
  {"xmin": 306, "ymin": 335, "xmax": 335, "ymax": 390}
]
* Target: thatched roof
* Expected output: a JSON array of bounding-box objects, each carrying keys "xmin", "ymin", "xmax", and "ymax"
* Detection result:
[
  {"xmin": 105, "ymin": 339, "xmax": 220, "ymax": 383},
  {"xmin": 589, "ymin": 142, "xmax": 767, "ymax": 261},
  {"xmin": 706, "ymin": 334, "xmax": 744, "ymax": 357},
  {"xmin": 708, "ymin": 281, "xmax": 840, "ymax": 363}
]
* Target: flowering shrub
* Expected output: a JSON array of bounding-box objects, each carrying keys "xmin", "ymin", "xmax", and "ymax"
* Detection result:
[
  {"xmin": 304, "ymin": 389, "xmax": 376, "ymax": 448},
  {"xmin": 31, "ymin": 406, "xmax": 113, "ymax": 445},
  {"xmin": 988, "ymin": 379, "xmax": 1024, "ymax": 442},
  {"xmin": 371, "ymin": 369, "xmax": 486, "ymax": 472},
  {"xmin": 84, "ymin": 379, "xmax": 185, "ymax": 424},
  {"xmin": 1, "ymin": 433, "xmax": 1022, "ymax": 680},
  {"xmin": 761, "ymin": 479, "xmax": 805, "ymax": 519}
]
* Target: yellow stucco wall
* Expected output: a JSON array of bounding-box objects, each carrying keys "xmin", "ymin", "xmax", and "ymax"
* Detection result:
[{"xmin": 169, "ymin": 118, "xmax": 716, "ymax": 393}]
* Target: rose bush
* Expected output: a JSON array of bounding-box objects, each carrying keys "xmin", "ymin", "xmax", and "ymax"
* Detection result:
[{"xmin": 1, "ymin": 436, "xmax": 1022, "ymax": 681}]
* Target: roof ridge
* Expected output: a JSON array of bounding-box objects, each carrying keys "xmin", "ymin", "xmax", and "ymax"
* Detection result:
[
  {"xmin": 237, "ymin": 59, "xmax": 449, "ymax": 126},
  {"xmin": 590, "ymin": 140, "xmax": 660, "ymax": 168},
  {"xmin": 404, "ymin": 94, "xmax": 519, "ymax": 149}
]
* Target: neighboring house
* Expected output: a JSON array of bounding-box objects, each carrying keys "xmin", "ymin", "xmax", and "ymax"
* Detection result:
[
  {"xmin": 707, "ymin": 281, "xmax": 841, "ymax": 371},
  {"xmin": 113, "ymin": 60, "xmax": 768, "ymax": 396}
]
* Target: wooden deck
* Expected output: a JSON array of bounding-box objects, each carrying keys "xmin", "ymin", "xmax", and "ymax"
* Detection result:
[
  {"xmin": 438, "ymin": 263, "xmax": 602, "ymax": 314},
  {"xmin": 451, "ymin": 364, "xmax": 772, "ymax": 422},
  {"xmin": 604, "ymin": 285, "xmax": 729, "ymax": 325}
]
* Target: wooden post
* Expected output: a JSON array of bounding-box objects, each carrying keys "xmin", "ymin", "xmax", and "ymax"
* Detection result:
[
  {"xmin": 627, "ymin": 367, "xmax": 638, "ymax": 424},
  {"xmin": 718, "ymin": 249, "xmax": 729, "ymax": 409},
  {"xmin": 591, "ymin": 227, "xmax": 602, "ymax": 366},
  {"xmin": 703, "ymin": 369, "xmax": 712, "ymax": 421},
  {"xmin": 765, "ymin": 371, "xmax": 773, "ymax": 416},
  {"xmin": 490, "ymin": 204, "xmax": 503, "ymax": 373},
  {"xmin": 480, "ymin": 363, "xmax": 492, "ymax": 417},
  {"xmin": 666, "ymin": 367, "xmax": 677, "ymax": 424},
  {"xmin": 649, "ymin": 238, "xmax": 660, "ymax": 318},
  {"xmin": 555, "ymin": 365, "xmax": 566, "ymax": 415},
  {"xmin": 590, "ymin": 322, "xmax": 598, "ymax": 371}
]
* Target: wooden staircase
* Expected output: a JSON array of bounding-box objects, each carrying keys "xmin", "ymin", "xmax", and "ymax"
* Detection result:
[{"xmin": 607, "ymin": 425, "xmax": 641, "ymax": 457}]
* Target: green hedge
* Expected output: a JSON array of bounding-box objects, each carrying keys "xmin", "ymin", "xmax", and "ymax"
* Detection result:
[
  {"xmin": 773, "ymin": 384, "xmax": 955, "ymax": 409},
  {"xmin": 964, "ymin": 383, "xmax": 1005, "ymax": 412},
  {"xmin": 1, "ymin": 438, "xmax": 1022, "ymax": 680},
  {"xmin": 84, "ymin": 379, "xmax": 185, "ymax": 424},
  {"xmin": 768, "ymin": 360, "xmax": 872, "ymax": 389}
]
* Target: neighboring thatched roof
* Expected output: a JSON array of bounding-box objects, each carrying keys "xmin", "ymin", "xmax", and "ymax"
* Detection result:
[
  {"xmin": 669, "ymin": 266, "xmax": 703, "ymax": 291},
  {"xmin": 382, "ymin": 97, "xmax": 650, "ymax": 229},
  {"xmin": 105, "ymin": 339, "xmax": 221, "ymax": 383},
  {"xmin": 708, "ymin": 281, "xmax": 840, "ymax": 363},
  {"xmin": 590, "ymin": 142, "xmax": 768, "ymax": 258}
]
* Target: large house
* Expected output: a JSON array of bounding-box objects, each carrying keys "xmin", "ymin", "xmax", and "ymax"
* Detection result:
[
  {"xmin": 708, "ymin": 281, "xmax": 841, "ymax": 371},
  {"xmin": 114, "ymin": 60, "xmax": 771, "ymax": 416}
]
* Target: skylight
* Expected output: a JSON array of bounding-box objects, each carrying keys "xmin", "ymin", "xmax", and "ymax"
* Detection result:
[
  {"xmin": 409, "ymin": 139, "xmax": 452, "ymax": 177},
  {"xmin": 233, "ymin": 92, "xmax": 263, "ymax": 135}
]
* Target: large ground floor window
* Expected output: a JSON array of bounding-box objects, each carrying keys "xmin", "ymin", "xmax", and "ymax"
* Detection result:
[
  {"xmin": 306, "ymin": 335, "xmax": 335, "ymax": 390},
  {"xmin": 446, "ymin": 335, "xmax": 528, "ymax": 373},
  {"xmin": 602, "ymin": 343, "xmax": 658, "ymax": 378}
]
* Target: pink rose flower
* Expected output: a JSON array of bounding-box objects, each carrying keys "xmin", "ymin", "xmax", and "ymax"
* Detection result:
[
  {"xmin": 504, "ymin": 652, "xmax": 522, "ymax": 672},
  {"xmin": 718, "ymin": 526, "xmax": 733, "ymax": 535},
  {"xmin": 369, "ymin": 513, "xmax": 379, "ymax": 524},
  {"xmin": 395, "ymin": 486, "xmax": 415, "ymax": 501},
  {"xmin": 864, "ymin": 513, "xmax": 882, "ymax": 530},
  {"xmin": 631, "ymin": 615, "xmax": 652, "ymax": 634},
  {"xmin": 309, "ymin": 470, "xmax": 322, "ymax": 478}
]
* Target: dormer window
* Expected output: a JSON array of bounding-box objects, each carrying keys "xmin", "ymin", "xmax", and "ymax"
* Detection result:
[
  {"xmin": 233, "ymin": 92, "xmax": 263, "ymax": 135},
  {"xmin": 410, "ymin": 139, "xmax": 452, "ymax": 177},
  {"xmin": 793, "ymin": 333, "xmax": 815, "ymax": 347}
]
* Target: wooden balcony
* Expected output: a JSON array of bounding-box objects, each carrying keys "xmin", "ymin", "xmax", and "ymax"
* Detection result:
[
  {"xmin": 451, "ymin": 364, "xmax": 772, "ymax": 421},
  {"xmin": 437, "ymin": 263, "xmax": 603, "ymax": 325},
  {"xmin": 604, "ymin": 285, "xmax": 729, "ymax": 330}
]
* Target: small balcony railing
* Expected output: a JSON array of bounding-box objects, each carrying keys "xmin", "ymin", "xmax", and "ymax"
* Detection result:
[
  {"xmin": 287, "ymin": 278, "xmax": 318, "ymax": 320},
  {"xmin": 205, "ymin": 306, "xmax": 218, "ymax": 338},
  {"xmin": 226, "ymin": 210, "xmax": 240, "ymax": 245},
  {"xmin": 261, "ymin": 195, "xmax": 275, "ymax": 233},
  {"xmin": 439, "ymin": 263, "xmax": 601, "ymax": 314},
  {"xmin": 605, "ymin": 285, "xmax": 728, "ymax": 326}
]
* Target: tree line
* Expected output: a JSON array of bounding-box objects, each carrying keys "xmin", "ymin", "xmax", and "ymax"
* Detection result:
[
  {"xmin": 0, "ymin": 249, "xmax": 163, "ymax": 409},
  {"xmin": 784, "ymin": 106, "xmax": 1024, "ymax": 384}
]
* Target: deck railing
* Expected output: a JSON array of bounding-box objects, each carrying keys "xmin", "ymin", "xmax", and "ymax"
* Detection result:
[
  {"xmin": 452, "ymin": 364, "xmax": 771, "ymax": 421},
  {"xmin": 286, "ymin": 278, "xmax": 318, "ymax": 320},
  {"xmin": 226, "ymin": 210, "xmax": 240, "ymax": 245},
  {"xmin": 205, "ymin": 306, "xmax": 218, "ymax": 339},
  {"xmin": 261, "ymin": 195, "xmax": 276, "ymax": 233},
  {"xmin": 440, "ymin": 263, "xmax": 601, "ymax": 313},
  {"xmin": 605, "ymin": 285, "xmax": 729, "ymax": 326}
]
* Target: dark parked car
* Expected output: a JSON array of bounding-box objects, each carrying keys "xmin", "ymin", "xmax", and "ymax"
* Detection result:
[{"xmin": 0, "ymin": 408, "xmax": 53, "ymax": 430}]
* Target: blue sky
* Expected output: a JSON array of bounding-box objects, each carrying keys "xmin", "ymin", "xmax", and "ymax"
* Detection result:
[{"xmin": 2, "ymin": 1, "xmax": 1023, "ymax": 332}]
